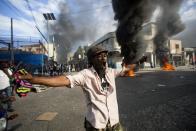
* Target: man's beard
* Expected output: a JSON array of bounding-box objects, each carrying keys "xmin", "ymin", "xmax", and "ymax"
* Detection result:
[{"xmin": 93, "ymin": 62, "xmax": 107, "ymax": 78}]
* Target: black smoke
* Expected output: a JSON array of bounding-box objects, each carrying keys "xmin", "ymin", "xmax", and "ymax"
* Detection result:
[
  {"xmin": 112, "ymin": 0, "xmax": 185, "ymax": 65},
  {"xmin": 51, "ymin": 2, "xmax": 93, "ymax": 63},
  {"xmin": 154, "ymin": 0, "xmax": 185, "ymax": 65},
  {"xmin": 50, "ymin": 1, "xmax": 115, "ymax": 63}
]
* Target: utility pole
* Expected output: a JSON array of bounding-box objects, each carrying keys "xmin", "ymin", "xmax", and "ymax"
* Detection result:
[
  {"xmin": 47, "ymin": 20, "xmax": 49, "ymax": 56},
  {"xmin": 53, "ymin": 35, "xmax": 55, "ymax": 61},
  {"xmin": 43, "ymin": 13, "xmax": 56, "ymax": 60},
  {"xmin": 193, "ymin": 51, "xmax": 195, "ymax": 67},
  {"xmin": 38, "ymin": 40, "xmax": 44, "ymax": 75},
  {"xmin": 10, "ymin": 18, "xmax": 14, "ymax": 65}
]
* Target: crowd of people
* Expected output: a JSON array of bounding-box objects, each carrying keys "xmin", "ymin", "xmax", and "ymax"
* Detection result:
[{"xmin": 42, "ymin": 62, "xmax": 88, "ymax": 76}]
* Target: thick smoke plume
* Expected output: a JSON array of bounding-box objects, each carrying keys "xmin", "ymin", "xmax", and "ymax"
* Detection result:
[
  {"xmin": 51, "ymin": 2, "xmax": 94, "ymax": 63},
  {"xmin": 112, "ymin": 0, "xmax": 185, "ymax": 65},
  {"xmin": 50, "ymin": 1, "xmax": 115, "ymax": 63}
]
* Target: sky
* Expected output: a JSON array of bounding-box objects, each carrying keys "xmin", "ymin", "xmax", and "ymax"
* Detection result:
[{"xmin": 0, "ymin": 0, "xmax": 196, "ymax": 49}]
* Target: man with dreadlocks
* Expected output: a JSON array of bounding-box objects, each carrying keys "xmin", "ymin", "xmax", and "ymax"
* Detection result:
[{"xmin": 19, "ymin": 45, "xmax": 134, "ymax": 131}]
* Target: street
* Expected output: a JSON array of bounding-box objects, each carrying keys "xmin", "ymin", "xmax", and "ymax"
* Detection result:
[
  {"xmin": 9, "ymin": 70, "xmax": 196, "ymax": 131},
  {"xmin": 117, "ymin": 71, "xmax": 196, "ymax": 131}
]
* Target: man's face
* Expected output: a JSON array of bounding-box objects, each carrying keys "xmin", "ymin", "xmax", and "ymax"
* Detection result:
[
  {"xmin": 0, "ymin": 62, "xmax": 9, "ymax": 69},
  {"xmin": 92, "ymin": 52, "xmax": 108, "ymax": 72}
]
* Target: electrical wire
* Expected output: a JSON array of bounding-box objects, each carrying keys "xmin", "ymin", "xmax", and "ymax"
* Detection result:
[
  {"xmin": 25, "ymin": 0, "xmax": 39, "ymax": 28},
  {"xmin": 1, "ymin": 0, "xmax": 47, "ymax": 43},
  {"xmin": 1, "ymin": 0, "xmax": 113, "ymax": 44},
  {"xmin": 2, "ymin": 0, "xmax": 36, "ymax": 28},
  {"xmin": 2, "ymin": 0, "xmax": 24, "ymax": 19},
  {"xmin": 25, "ymin": 0, "xmax": 48, "ymax": 43}
]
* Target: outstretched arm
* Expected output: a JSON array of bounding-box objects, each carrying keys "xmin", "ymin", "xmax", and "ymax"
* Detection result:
[{"xmin": 19, "ymin": 74, "xmax": 70, "ymax": 87}]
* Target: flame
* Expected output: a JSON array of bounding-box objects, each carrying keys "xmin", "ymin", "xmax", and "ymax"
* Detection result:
[
  {"xmin": 161, "ymin": 57, "xmax": 175, "ymax": 71},
  {"xmin": 125, "ymin": 64, "xmax": 135, "ymax": 77},
  {"xmin": 127, "ymin": 69, "xmax": 135, "ymax": 77},
  {"xmin": 162, "ymin": 62, "xmax": 175, "ymax": 71}
]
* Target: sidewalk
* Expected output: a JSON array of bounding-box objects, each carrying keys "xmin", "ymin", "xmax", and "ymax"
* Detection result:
[
  {"xmin": 138, "ymin": 67, "xmax": 161, "ymax": 72},
  {"xmin": 138, "ymin": 65, "xmax": 196, "ymax": 73}
]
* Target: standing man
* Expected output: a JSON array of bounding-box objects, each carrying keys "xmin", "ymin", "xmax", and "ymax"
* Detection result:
[
  {"xmin": 20, "ymin": 45, "xmax": 133, "ymax": 131},
  {"xmin": 0, "ymin": 60, "xmax": 15, "ymax": 112}
]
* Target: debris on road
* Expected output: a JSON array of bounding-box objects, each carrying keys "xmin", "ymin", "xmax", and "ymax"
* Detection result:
[
  {"xmin": 157, "ymin": 84, "xmax": 166, "ymax": 87},
  {"xmin": 180, "ymin": 76, "xmax": 184, "ymax": 79},
  {"xmin": 36, "ymin": 112, "xmax": 58, "ymax": 121}
]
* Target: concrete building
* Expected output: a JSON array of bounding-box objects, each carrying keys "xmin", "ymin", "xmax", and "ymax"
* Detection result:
[
  {"xmin": 168, "ymin": 39, "xmax": 183, "ymax": 66},
  {"xmin": 21, "ymin": 42, "xmax": 56, "ymax": 61},
  {"xmin": 142, "ymin": 22, "xmax": 157, "ymax": 67},
  {"xmin": 19, "ymin": 42, "xmax": 48, "ymax": 55},
  {"xmin": 43, "ymin": 43, "xmax": 55, "ymax": 59},
  {"xmin": 183, "ymin": 47, "xmax": 196, "ymax": 66}
]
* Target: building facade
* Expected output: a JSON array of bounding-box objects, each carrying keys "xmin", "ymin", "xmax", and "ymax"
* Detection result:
[
  {"xmin": 169, "ymin": 39, "xmax": 183, "ymax": 66},
  {"xmin": 19, "ymin": 41, "xmax": 48, "ymax": 55},
  {"xmin": 183, "ymin": 48, "xmax": 196, "ymax": 66}
]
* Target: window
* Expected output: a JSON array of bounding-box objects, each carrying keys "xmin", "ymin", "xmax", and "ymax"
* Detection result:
[{"xmin": 175, "ymin": 44, "xmax": 179, "ymax": 49}]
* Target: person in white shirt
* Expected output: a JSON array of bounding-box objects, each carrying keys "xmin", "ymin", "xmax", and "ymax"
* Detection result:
[
  {"xmin": 0, "ymin": 60, "xmax": 15, "ymax": 112},
  {"xmin": 19, "ymin": 45, "xmax": 136, "ymax": 131}
]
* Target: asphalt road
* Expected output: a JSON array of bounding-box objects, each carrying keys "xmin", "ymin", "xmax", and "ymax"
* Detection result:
[{"xmin": 8, "ymin": 71, "xmax": 196, "ymax": 131}]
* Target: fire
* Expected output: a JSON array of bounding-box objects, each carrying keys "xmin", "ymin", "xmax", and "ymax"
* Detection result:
[
  {"xmin": 125, "ymin": 64, "xmax": 136, "ymax": 77},
  {"xmin": 161, "ymin": 57, "xmax": 175, "ymax": 71},
  {"xmin": 162, "ymin": 62, "xmax": 175, "ymax": 71},
  {"xmin": 127, "ymin": 69, "xmax": 135, "ymax": 77}
]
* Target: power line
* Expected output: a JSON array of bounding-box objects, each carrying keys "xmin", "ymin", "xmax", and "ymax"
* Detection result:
[
  {"xmin": 25, "ymin": 0, "xmax": 39, "ymax": 27},
  {"xmin": 35, "ymin": 26, "xmax": 49, "ymax": 43},
  {"xmin": 2, "ymin": 0, "xmax": 37, "ymax": 27},
  {"xmin": 1, "ymin": 1, "xmax": 112, "ymax": 43},
  {"xmin": 2, "ymin": 0, "xmax": 25, "ymax": 19},
  {"xmin": 1, "ymin": 0, "xmax": 48, "ymax": 43},
  {"xmin": 1, "ymin": 0, "xmax": 38, "ymax": 34},
  {"xmin": 25, "ymin": 0, "xmax": 49, "ymax": 44}
]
